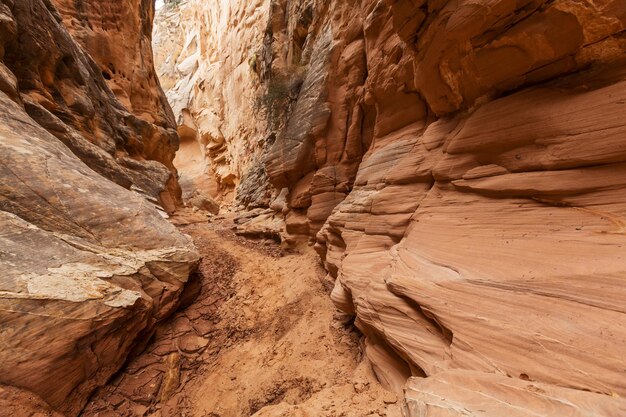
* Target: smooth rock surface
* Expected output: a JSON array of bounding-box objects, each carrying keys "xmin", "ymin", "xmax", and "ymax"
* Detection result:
[{"xmin": 314, "ymin": 2, "xmax": 626, "ymax": 415}]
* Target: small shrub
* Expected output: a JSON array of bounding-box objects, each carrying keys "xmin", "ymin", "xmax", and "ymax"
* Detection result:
[
  {"xmin": 164, "ymin": 0, "xmax": 183, "ymax": 10},
  {"xmin": 254, "ymin": 66, "xmax": 306, "ymax": 129},
  {"xmin": 248, "ymin": 54, "xmax": 259, "ymax": 74}
]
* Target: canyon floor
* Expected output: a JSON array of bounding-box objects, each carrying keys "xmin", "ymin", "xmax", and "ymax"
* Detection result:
[{"xmin": 81, "ymin": 210, "xmax": 400, "ymax": 417}]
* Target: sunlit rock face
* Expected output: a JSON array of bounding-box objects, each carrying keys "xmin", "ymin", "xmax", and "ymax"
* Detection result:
[
  {"xmin": 155, "ymin": 0, "xmax": 626, "ymax": 415},
  {"xmin": 153, "ymin": 0, "xmax": 272, "ymax": 207},
  {"xmin": 0, "ymin": 0, "xmax": 199, "ymax": 415}
]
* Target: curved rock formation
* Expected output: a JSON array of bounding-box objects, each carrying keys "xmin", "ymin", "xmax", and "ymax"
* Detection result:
[
  {"xmin": 154, "ymin": 0, "xmax": 626, "ymax": 415},
  {"xmin": 0, "ymin": 0, "xmax": 199, "ymax": 415}
]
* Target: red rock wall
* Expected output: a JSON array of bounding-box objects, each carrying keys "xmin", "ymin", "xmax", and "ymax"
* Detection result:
[
  {"xmin": 260, "ymin": 0, "xmax": 626, "ymax": 414},
  {"xmin": 153, "ymin": 0, "xmax": 626, "ymax": 413},
  {"xmin": 4, "ymin": 0, "xmax": 182, "ymax": 210}
]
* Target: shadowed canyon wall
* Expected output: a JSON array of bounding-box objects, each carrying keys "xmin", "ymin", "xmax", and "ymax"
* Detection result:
[
  {"xmin": 0, "ymin": 0, "xmax": 199, "ymax": 415},
  {"xmin": 51, "ymin": 0, "xmax": 184, "ymax": 210},
  {"xmin": 155, "ymin": 0, "xmax": 626, "ymax": 415}
]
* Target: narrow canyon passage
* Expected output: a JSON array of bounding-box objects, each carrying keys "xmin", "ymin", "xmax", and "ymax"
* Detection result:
[
  {"xmin": 82, "ymin": 212, "xmax": 400, "ymax": 417},
  {"xmin": 1, "ymin": 0, "xmax": 626, "ymax": 416}
]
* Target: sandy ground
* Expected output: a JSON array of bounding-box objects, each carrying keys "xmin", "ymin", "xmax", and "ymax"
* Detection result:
[{"xmin": 82, "ymin": 212, "xmax": 401, "ymax": 417}]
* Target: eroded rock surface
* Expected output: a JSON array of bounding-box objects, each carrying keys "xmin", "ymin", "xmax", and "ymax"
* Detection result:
[
  {"xmin": 0, "ymin": 0, "xmax": 199, "ymax": 415},
  {"xmin": 5, "ymin": 0, "xmax": 181, "ymax": 209},
  {"xmin": 154, "ymin": 0, "xmax": 626, "ymax": 415}
]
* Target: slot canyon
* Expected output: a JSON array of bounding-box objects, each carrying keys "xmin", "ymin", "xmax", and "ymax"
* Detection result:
[{"xmin": 1, "ymin": 0, "xmax": 625, "ymax": 416}]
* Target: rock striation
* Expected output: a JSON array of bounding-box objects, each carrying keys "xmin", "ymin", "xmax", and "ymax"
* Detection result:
[
  {"xmin": 0, "ymin": 0, "xmax": 199, "ymax": 415},
  {"xmin": 155, "ymin": 0, "xmax": 626, "ymax": 415}
]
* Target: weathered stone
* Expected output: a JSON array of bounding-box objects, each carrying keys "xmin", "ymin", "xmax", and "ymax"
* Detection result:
[
  {"xmin": 178, "ymin": 334, "xmax": 209, "ymax": 354},
  {"xmin": 153, "ymin": 0, "xmax": 272, "ymax": 203},
  {"xmin": 0, "ymin": 0, "xmax": 199, "ymax": 415},
  {"xmin": 4, "ymin": 0, "xmax": 182, "ymax": 208}
]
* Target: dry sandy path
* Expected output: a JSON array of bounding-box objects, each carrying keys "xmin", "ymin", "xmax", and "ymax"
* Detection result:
[{"xmin": 82, "ymin": 215, "xmax": 400, "ymax": 417}]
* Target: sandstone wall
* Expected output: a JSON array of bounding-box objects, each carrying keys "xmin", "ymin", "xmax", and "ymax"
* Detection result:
[
  {"xmin": 4, "ymin": 0, "xmax": 182, "ymax": 210},
  {"xmin": 155, "ymin": 0, "xmax": 626, "ymax": 415},
  {"xmin": 51, "ymin": 0, "xmax": 182, "ymax": 207},
  {"xmin": 154, "ymin": 0, "xmax": 271, "ymax": 206},
  {"xmin": 0, "ymin": 0, "xmax": 199, "ymax": 415},
  {"xmin": 303, "ymin": 1, "xmax": 626, "ymax": 415}
]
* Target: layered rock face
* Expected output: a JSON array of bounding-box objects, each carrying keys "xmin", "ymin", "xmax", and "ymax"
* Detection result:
[
  {"xmin": 0, "ymin": 0, "xmax": 199, "ymax": 415},
  {"xmin": 282, "ymin": 1, "xmax": 626, "ymax": 415},
  {"xmin": 155, "ymin": 0, "xmax": 626, "ymax": 415}
]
